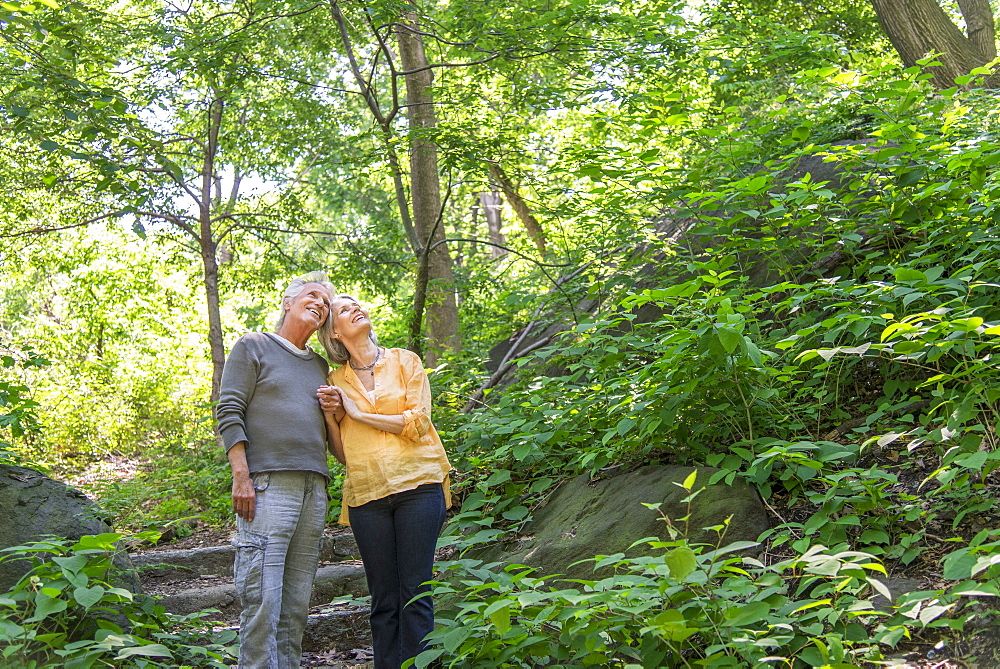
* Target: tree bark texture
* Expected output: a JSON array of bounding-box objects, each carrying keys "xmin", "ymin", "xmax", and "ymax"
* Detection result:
[
  {"xmin": 488, "ymin": 162, "xmax": 546, "ymax": 255},
  {"xmin": 870, "ymin": 0, "xmax": 998, "ymax": 89},
  {"xmin": 396, "ymin": 12, "xmax": 461, "ymax": 364},
  {"xmin": 478, "ymin": 189, "xmax": 506, "ymax": 259},
  {"xmin": 957, "ymin": 0, "xmax": 997, "ymax": 59},
  {"xmin": 201, "ymin": 96, "xmax": 226, "ymax": 402}
]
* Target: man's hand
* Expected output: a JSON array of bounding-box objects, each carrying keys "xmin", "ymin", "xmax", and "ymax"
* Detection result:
[
  {"xmin": 232, "ymin": 472, "xmax": 256, "ymax": 521},
  {"xmin": 227, "ymin": 441, "xmax": 256, "ymax": 521}
]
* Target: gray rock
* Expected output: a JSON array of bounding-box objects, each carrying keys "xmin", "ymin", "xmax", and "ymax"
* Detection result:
[
  {"xmin": 131, "ymin": 545, "xmax": 234, "ymax": 580},
  {"xmin": 0, "ymin": 464, "xmax": 139, "ymax": 593},
  {"xmin": 215, "ymin": 606, "xmax": 372, "ymax": 654},
  {"xmin": 153, "ymin": 563, "xmax": 369, "ymax": 617},
  {"xmin": 468, "ymin": 465, "xmax": 770, "ymax": 581},
  {"xmin": 157, "ymin": 581, "xmax": 240, "ymax": 617},
  {"xmin": 131, "ymin": 532, "xmax": 360, "ymax": 579},
  {"xmin": 871, "ymin": 576, "xmax": 927, "ymax": 610},
  {"xmin": 301, "ymin": 607, "xmax": 371, "ymax": 653}
]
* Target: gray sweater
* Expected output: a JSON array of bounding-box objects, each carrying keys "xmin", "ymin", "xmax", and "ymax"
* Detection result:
[{"xmin": 216, "ymin": 332, "xmax": 330, "ymax": 478}]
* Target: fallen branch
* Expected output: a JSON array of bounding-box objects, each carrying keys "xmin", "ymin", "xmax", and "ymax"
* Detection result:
[
  {"xmin": 462, "ymin": 334, "xmax": 554, "ymax": 413},
  {"xmin": 822, "ymin": 399, "xmax": 931, "ymax": 441}
]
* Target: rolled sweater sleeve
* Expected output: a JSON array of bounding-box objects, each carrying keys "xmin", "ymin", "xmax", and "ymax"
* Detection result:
[
  {"xmin": 216, "ymin": 337, "xmax": 257, "ymax": 452},
  {"xmin": 399, "ymin": 349, "xmax": 433, "ymax": 443}
]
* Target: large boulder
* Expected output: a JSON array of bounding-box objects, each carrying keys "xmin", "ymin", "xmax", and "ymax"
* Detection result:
[
  {"xmin": 0, "ymin": 463, "xmax": 139, "ymax": 593},
  {"xmin": 468, "ymin": 465, "xmax": 770, "ymax": 581}
]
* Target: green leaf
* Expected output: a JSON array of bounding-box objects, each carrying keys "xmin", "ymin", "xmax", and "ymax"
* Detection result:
[
  {"xmin": 28, "ymin": 595, "xmax": 67, "ymax": 622},
  {"xmin": 744, "ymin": 338, "xmax": 763, "ymax": 366},
  {"xmin": 664, "ymin": 546, "xmax": 697, "ymax": 581},
  {"xmin": 53, "ymin": 555, "xmax": 88, "ymax": 576},
  {"xmin": 616, "ymin": 417, "xmax": 636, "ymax": 436},
  {"xmin": 441, "ymin": 622, "xmax": 472, "ymax": 652},
  {"xmin": 716, "ymin": 327, "xmax": 742, "ymax": 354},
  {"xmin": 116, "ymin": 644, "xmax": 174, "ymax": 659},
  {"xmin": 647, "ymin": 609, "xmax": 697, "ymax": 641},
  {"xmin": 918, "ymin": 603, "xmax": 953, "ymax": 625},
  {"xmin": 746, "ymin": 176, "xmax": 769, "ymax": 193},
  {"xmin": 501, "ymin": 506, "xmax": 528, "ymax": 521},
  {"xmin": 954, "ymin": 451, "xmax": 988, "ymax": 470},
  {"xmin": 486, "ymin": 601, "xmax": 511, "ymax": 634},
  {"xmin": 894, "ymin": 268, "xmax": 926, "ymax": 283},
  {"xmin": 941, "ymin": 551, "xmax": 976, "ymax": 580},
  {"xmin": 72, "ymin": 534, "xmax": 122, "ymax": 551},
  {"xmin": 723, "ymin": 601, "xmax": 771, "ymax": 627},
  {"xmin": 484, "ymin": 469, "xmax": 511, "ymax": 487},
  {"xmin": 807, "ymin": 559, "xmax": 841, "ymax": 576},
  {"xmin": 896, "ymin": 168, "xmax": 927, "ymax": 188},
  {"xmin": 73, "ymin": 585, "xmax": 105, "ymax": 610}
]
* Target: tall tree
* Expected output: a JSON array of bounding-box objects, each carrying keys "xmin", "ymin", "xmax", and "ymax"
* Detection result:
[
  {"xmin": 2, "ymin": 0, "xmax": 348, "ymax": 400},
  {"xmin": 397, "ymin": 12, "xmax": 462, "ymax": 361},
  {"xmin": 871, "ymin": 0, "xmax": 997, "ymax": 89},
  {"xmin": 488, "ymin": 162, "xmax": 545, "ymax": 255},
  {"xmin": 328, "ymin": 0, "xmax": 465, "ymax": 363}
]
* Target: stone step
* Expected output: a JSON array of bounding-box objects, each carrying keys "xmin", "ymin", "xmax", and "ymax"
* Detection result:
[
  {"xmin": 215, "ymin": 604, "xmax": 372, "ymax": 655},
  {"xmin": 131, "ymin": 531, "xmax": 360, "ymax": 579},
  {"xmin": 150, "ymin": 562, "xmax": 369, "ymax": 617}
]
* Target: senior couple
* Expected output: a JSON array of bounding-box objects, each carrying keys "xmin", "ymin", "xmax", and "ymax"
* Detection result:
[{"xmin": 216, "ymin": 273, "xmax": 451, "ymax": 669}]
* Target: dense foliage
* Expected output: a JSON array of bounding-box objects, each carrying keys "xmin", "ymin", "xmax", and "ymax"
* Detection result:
[
  {"xmin": 0, "ymin": 533, "xmax": 237, "ymax": 667},
  {"xmin": 3, "ymin": 0, "xmax": 1000, "ymax": 665}
]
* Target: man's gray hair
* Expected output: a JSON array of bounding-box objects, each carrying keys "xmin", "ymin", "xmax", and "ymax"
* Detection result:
[{"xmin": 274, "ymin": 272, "xmax": 336, "ymax": 331}]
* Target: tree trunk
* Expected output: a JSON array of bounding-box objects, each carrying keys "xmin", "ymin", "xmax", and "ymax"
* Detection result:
[
  {"xmin": 870, "ymin": 0, "xmax": 998, "ymax": 89},
  {"xmin": 408, "ymin": 248, "xmax": 430, "ymax": 358},
  {"xmin": 958, "ymin": 0, "xmax": 997, "ymax": 60},
  {"xmin": 478, "ymin": 189, "xmax": 506, "ymax": 258},
  {"xmin": 396, "ymin": 12, "xmax": 461, "ymax": 364},
  {"xmin": 202, "ymin": 97, "xmax": 226, "ymax": 402},
  {"xmin": 202, "ymin": 241, "xmax": 225, "ymax": 402},
  {"xmin": 488, "ymin": 162, "xmax": 546, "ymax": 255}
]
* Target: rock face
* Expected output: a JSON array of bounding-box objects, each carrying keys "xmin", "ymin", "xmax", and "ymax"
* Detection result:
[
  {"xmin": 469, "ymin": 465, "xmax": 770, "ymax": 581},
  {"xmin": 0, "ymin": 463, "xmax": 139, "ymax": 593}
]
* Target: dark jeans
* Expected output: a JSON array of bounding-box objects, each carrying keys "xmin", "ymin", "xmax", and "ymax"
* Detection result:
[{"xmin": 350, "ymin": 483, "xmax": 447, "ymax": 669}]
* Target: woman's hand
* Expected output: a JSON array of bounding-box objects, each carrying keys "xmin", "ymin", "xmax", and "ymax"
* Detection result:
[
  {"xmin": 320, "ymin": 384, "xmax": 406, "ymax": 434},
  {"xmin": 339, "ymin": 390, "xmax": 363, "ymax": 420},
  {"xmin": 317, "ymin": 385, "xmax": 345, "ymax": 422}
]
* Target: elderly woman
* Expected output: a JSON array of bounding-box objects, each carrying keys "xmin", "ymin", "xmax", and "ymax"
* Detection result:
[
  {"xmin": 317, "ymin": 296, "xmax": 451, "ymax": 669},
  {"xmin": 216, "ymin": 273, "xmax": 338, "ymax": 669}
]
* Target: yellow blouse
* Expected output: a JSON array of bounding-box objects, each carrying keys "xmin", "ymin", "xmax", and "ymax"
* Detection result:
[{"xmin": 329, "ymin": 347, "xmax": 452, "ymax": 525}]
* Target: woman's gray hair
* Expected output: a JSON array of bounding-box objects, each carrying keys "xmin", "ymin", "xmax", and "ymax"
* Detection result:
[
  {"xmin": 274, "ymin": 272, "xmax": 336, "ymax": 331},
  {"xmin": 318, "ymin": 295, "xmax": 380, "ymax": 366}
]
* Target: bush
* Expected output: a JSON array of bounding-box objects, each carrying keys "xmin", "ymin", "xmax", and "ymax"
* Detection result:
[{"xmin": 0, "ymin": 533, "xmax": 237, "ymax": 668}]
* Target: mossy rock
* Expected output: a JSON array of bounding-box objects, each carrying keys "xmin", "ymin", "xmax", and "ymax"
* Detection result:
[
  {"xmin": 0, "ymin": 464, "xmax": 139, "ymax": 594},
  {"xmin": 467, "ymin": 465, "xmax": 770, "ymax": 581}
]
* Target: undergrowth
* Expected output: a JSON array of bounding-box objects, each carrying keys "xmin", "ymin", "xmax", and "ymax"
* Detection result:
[
  {"xmin": 428, "ymin": 74, "xmax": 1000, "ymax": 666},
  {"xmin": 0, "ymin": 533, "xmax": 237, "ymax": 668},
  {"xmin": 5, "ymin": 53, "xmax": 1000, "ymax": 669}
]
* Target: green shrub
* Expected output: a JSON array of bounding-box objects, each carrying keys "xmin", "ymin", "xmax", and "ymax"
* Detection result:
[{"xmin": 0, "ymin": 533, "xmax": 237, "ymax": 668}]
